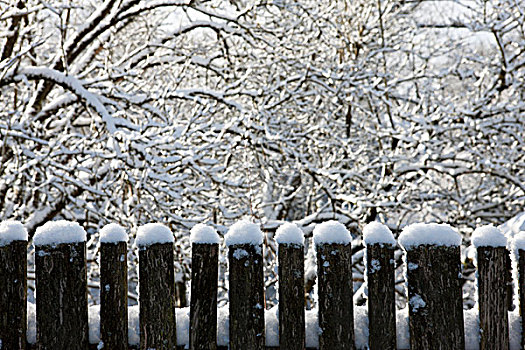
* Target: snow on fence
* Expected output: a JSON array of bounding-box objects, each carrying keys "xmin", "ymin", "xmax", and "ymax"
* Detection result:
[{"xmin": 0, "ymin": 220, "xmax": 524, "ymax": 349}]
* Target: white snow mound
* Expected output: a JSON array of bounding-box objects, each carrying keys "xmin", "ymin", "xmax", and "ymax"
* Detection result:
[
  {"xmin": 313, "ymin": 220, "xmax": 351, "ymax": 246},
  {"xmin": 33, "ymin": 220, "xmax": 86, "ymax": 246},
  {"xmin": 275, "ymin": 222, "xmax": 304, "ymax": 245},
  {"xmin": 135, "ymin": 223, "xmax": 174, "ymax": 246},
  {"xmin": 190, "ymin": 223, "xmax": 220, "ymax": 244},
  {"xmin": 225, "ymin": 220, "xmax": 263, "ymax": 246},
  {"xmin": 0, "ymin": 220, "xmax": 28, "ymax": 246},
  {"xmin": 471, "ymin": 224, "xmax": 507, "ymax": 248},
  {"xmin": 363, "ymin": 222, "xmax": 396, "ymax": 246},
  {"xmin": 100, "ymin": 223, "xmax": 128, "ymax": 243},
  {"xmin": 398, "ymin": 223, "xmax": 460, "ymax": 249}
]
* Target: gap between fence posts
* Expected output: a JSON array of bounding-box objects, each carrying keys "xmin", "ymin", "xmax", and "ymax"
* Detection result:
[
  {"xmin": 100, "ymin": 240, "xmax": 128, "ymax": 350},
  {"xmin": 34, "ymin": 221, "xmax": 89, "ymax": 350},
  {"xmin": 190, "ymin": 242, "xmax": 219, "ymax": 350},
  {"xmin": 278, "ymin": 243, "xmax": 305, "ymax": 350},
  {"xmin": 0, "ymin": 237, "xmax": 27, "ymax": 350},
  {"xmin": 366, "ymin": 243, "xmax": 396, "ymax": 350}
]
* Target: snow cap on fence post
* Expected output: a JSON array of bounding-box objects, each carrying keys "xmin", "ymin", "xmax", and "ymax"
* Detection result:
[
  {"xmin": 471, "ymin": 224, "xmax": 507, "ymax": 248},
  {"xmin": 134, "ymin": 223, "xmax": 174, "ymax": 247},
  {"xmin": 398, "ymin": 223, "xmax": 461, "ymax": 250},
  {"xmin": 275, "ymin": 222, "xmax": 304, "ymax": 246},
  {"xmin": 224, "ymin": 220, "xmax": 263, "ymax": 246},
  {"xmin": 512, "ymin": 231, "xmax": 525, "ymax": 253},
  {"xmin": 100, "ymin": 223, "xmax": 128, "ymax": 244},
  {"xmin": 313, "ymin": 220, "xmax": 351, "ymax": 246},
  {"xmin": 190, "ymin": 223, "xmax": 220, "ymax": 244},
  {"xmin": 0, "ymin": 220, "xmax": 28, "ymax": 246},
  {"xmin": 363, "ymin": 222, "xmax": 396, "ymax": 246},
  {"xmin": 33, "ymin": 220, "xmax": 86, "ymax": 246}
]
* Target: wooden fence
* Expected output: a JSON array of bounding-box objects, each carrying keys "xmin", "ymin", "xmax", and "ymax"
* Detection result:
[{"xmin": 0, "ymin": 222, "xmax": 523, "ymax": 350}]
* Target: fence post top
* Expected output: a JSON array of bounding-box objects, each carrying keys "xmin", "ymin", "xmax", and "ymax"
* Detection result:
[
  {"xmin": 190, "ymin": 223, "xmax": 220, "ymax": 244},
  {"xmin": 99, "ymin": 223, "xmax": 128, "ymax": 244},
  {"xmin": 398, "ymin": 222, "xmax": 461, "ymax": 250},
  {"xmin": 33, "ymin": 220, "xmax": 86, "ymax": 247},
  {"xmin": 0, "ymin": 220, "xmax": 28, "ymax": 246},
  {"xmin": 275, "ymin": 222, "xmax": 304, "ymax": 246},
  {"xmin": 135, "ymin": 223, "xmax": 174, "ymax": 247},
  {"xmin": 471, "ymin": 224, "xmax": 507, "ymax": 248},
  {"xmin": 313, "ymin": 220, "xmax": 351, "ymax": 246},
  {"xmin": 363, "ymin": 222, "xmax": 396, "ymax": 246},
  {"xmin": 225, "ymin": 220, "xmax": 263, "ymax": 246}
]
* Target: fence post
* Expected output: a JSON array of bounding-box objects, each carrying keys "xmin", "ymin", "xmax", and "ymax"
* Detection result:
[
  {"xmin": 275, "ymin": 223, "xmax": 305, "ymax": 350},
  {"xmin": 472, "ymin": 225, "xmax": 509, "ymax": 350},
  {"xmin": 513, "ymin": 232, "xmax": 525, "ymax": 349},
  {"xmin": 189, "ymin": 224, "xmax": 220, "ymax": 350},
  {"xmin": 99, "ymin": 224, "xmax": 128, "ymax": 350},
  {"xmin": 313, "ymin": 221, "xmax": 355, "ymax": 350},
  {"xmin": 33, "ymin": 220, "xmax": 89, "ymax": 349},
  {"xmin": 136, "ymin": 223, "xmax": 177, "ymax": 350},
  {"xmin": 0, "ymin": 221, "xmax": 28, "ymax": 350},
  {"xmin": 226, "ymin": 221, "xmax": 265, "ymax": 350},
  {"xmin": 399, "ymin": 223, "xmax": 464, "ymax": 350},
  {"xmin": 363, "ymin": 222, "xmax": 396, "ymax": 350}
]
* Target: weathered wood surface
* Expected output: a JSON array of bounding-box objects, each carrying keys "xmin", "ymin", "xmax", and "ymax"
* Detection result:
[
  {"xmin": 477, "ymin": 246, "xmax": 509, "ymax": 350},
  {"xmin": 317, "ymin": 243, "xmax": 355, "ymax": 350},
  {"xmin": 366, "ymin": 243, "xmax": 396, "ymax": 350},
  {"xmin": 139, "ymin": 243, "xmax": 177, "ymax": 350},
  {"xmin": 278, "ymin": 243, "xmax": 305, "ymax": 350},
  {"xmin": 35, "ymin": 242, "xmax": 89, "ymax": 349},
  {"xmin": 0, "ymin": 240, "xmax": 27, "ymax": 350},
  {"xmin": 406, "ymin": 245, "xmax": 464, "ymax": 350},
  {"xmin": 228, "ymin": 244, "xmax": 265, "ymax": 350},
  {"xmin": 190, "ymin": 243, "xmax": 219, "ymax": 350},
  {"xmin": 100, "ymin": 241, "xmax": 128, "ymax": 350}
]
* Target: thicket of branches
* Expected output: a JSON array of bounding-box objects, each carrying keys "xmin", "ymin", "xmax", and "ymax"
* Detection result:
[{"xmin": 1, "ymin": 0, "xmax": 524, "ymax": 304}]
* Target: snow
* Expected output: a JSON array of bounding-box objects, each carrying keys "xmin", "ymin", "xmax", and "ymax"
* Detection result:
[
  {"xmin": 176, "ymin": 307, "xmax": 190, "ymax": 347},
  {"xmin": 33, "ymin": 220, "xmax": 86, "ymax": 246},
  {"xmin": 99, "ymin": 223, "xmax": 128, "ymax": 243},
  {"xmin": 305, "ymin": 308, "xmax": 319, "ymax": 348},
  {"xmin": 27, "ymin": 302, "xmax": 36, "ymax": 344},
  {"xmin": 499, "ymin": 212, "xmax": 525, "ymax": 238},
  {"xmin": 88, "ymin": 305, "xmax": 101, "ymax": 344},
  {"xmin": 512, "ymin": 231, "xmax": 525, "ymax": 253},
  {"xmin": 217, "ymin": 305, "xmax": 229, "ymax": 346},
  {"xmin": 224, "ymin": 220, "xmax": 263, "ymax": 246},
  {"xmin": 471, "ymin": 225, "xmax": 507, "ymax": 248},
  {"xmin": 398, "ymin": 223, "xmax": 461, "ymax": 249},
  {"xmin": 190, "ymin": 223, "xmax": 220, "ymax": 244},
  {"xmin": 128, "ymin": 305, "xmax": 140, "ymax": 345},
  {"xmin": 134, "ymin": 223, "xmax": 174, "ymax": 247},
  {"xmin": 464, "ymin": 308, "xmax": 479, "ymax": 350},
  {"xmin": 0, "ymin": 220, "xmax": 27, "ymax": 246},
  {"xmin": 354, "ymin": 305, "xmax": 369, "ymax": 349},
  {"xmin": 313, "ymin": 220, "xmax": 351, "ymax": 246},
  {"xmin": 274, "ymin": 222, "xmax": 304, "ymax": 246},
  {"xmin": 265, "ymin": 305, "xmax": 279, "ymax": 347},
  {"xmin": 396, "ymin": 308, "xmax": 410, "ymax": 349},
  {"xmin": 362, "ymin": 222, "xmax": 396, "ymax": 246}
]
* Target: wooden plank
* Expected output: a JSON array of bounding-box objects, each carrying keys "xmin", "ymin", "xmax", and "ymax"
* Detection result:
[
  {"xmin": 35, "ymin": 242, "xmax": 89, "ymax": 349},
  {"xmin": 317, "ymin": 243, "xmax": 354, "ymax": 350},
  {"xmin": 100, "ymin": 241, "xmax": 128, "ymax": 350},
  {"xmin": 406, "ymin": 245, "xmax": 464, "ymax": 350},
  {"xmin": 139, "ymin": 242, "xmax": 177, "ymax": 349},
  {"xmin": 278, "ymin": 243, "xmax": 305, "ymax": 350},
  {"xmin": 228, "ymin": 243, "xmax": 265, "ymax": 350},
  {"xmin": 0, "ymin": 240, "xmax": 27, "ymax": 350},
  {"xmin": 366, "ymin": 243, "xmax": 396, "ymax": 350},
  {"xmin": 477, "ymin": 246, "xmax": 509, "ymax": 350},
  {"xmin": 190, "ymin": 243, "xmax": 219, "ymax": 350}
]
